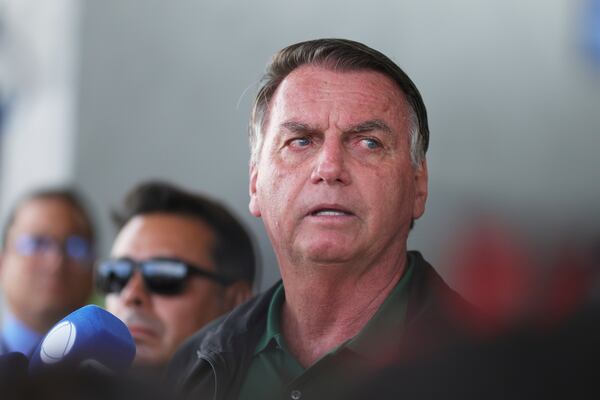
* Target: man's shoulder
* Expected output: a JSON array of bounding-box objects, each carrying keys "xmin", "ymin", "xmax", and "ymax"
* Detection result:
[
  {"xmin": 172, "ymin": 284, "xmax": 275, "ymax": 354},
  {"xmin": 406, "ymin": 250, "xmax": 470, "ymax": 312},
  {"xmin": 403, "ymin": 251, "xmax": 482, "ymax": 355},
  {"xmin": 165, "ymin": 282, "xmax": 280, "ymax": 390}
]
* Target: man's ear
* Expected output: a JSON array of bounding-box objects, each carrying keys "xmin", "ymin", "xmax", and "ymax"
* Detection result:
[
  {"xmin": 223, "ymin": 281, "xmax": 253, "ymax": 311},
  {"xmin": 412, "ymin": 159, "xmax": 429, "ymax": 220},
  {"xmin": 248, "ymin": 162, "xmax": 261, "ymax": 217}
]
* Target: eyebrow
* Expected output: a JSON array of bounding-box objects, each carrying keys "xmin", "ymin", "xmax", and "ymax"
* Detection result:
[
  {"xmin": 345, "ymin": 119, "xmax": 392, "ymax": 134},
  {"xmin": 280, "ymin": 119, "xmax": 392, "ymax": 135},
  {"xmin": 280, "ymin": 121, "xmax": 316, "ymax": 134}
]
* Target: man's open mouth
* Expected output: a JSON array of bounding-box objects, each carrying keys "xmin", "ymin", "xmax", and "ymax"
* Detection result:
[{"xmin": 308, "ymin": 206, "xmax": 354, "ymax": 217}]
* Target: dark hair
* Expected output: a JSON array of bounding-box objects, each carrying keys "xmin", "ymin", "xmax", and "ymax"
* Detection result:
[
  {"xmin": 1, "ymin": 187, "xmax": 96, "ymax": 250},
  {"xmin": 113, "ymin": 181, "xmax": 256, "ymax": 284},
  {"xmin": 250, "ymin": 38, "xmax": 429, "ymax": 167}
]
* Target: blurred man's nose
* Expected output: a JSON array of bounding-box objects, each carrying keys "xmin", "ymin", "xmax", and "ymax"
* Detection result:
[
  {"xmin": 43, "ymin": 244, "xmax": 68, "ymax": 271},
  {"xmin": 120, "ymin": 271, "xmax": 151, "ymax": 308}
]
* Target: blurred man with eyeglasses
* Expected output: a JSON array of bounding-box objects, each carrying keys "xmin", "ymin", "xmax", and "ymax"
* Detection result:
[
  {"xmin": 0, "ymin": 188, "xmax": 95, "ymax": 357},
  {"xmin": 100, "ymin": 181, "xmax": 255, "ymax": 369}
]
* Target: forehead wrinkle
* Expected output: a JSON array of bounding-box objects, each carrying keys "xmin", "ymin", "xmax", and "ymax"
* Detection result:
[{"xmin": 278, "ymin": 119, "xmax": 396, "ymax": 140}]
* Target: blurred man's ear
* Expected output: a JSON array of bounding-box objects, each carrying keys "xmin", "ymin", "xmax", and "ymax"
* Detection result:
[{"xmin": 223, "ymin": 281, "xmax": 253, "ymax": 311}]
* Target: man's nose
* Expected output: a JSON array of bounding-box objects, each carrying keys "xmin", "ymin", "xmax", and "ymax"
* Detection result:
[
  {"xmin": 120, "ymin": 271, "xmax": 151, "ymax": 308},
  {"xmin": 310, "ymin": 138, "xmax": 351, "ymax": 185}
]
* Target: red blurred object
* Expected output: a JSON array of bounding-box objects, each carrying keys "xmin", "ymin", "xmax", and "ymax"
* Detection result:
[
  {"xmin": 537, "ymin": 243, "xmax": 595, "ymax": 328},
  {"xmin": 446, "ymin": 218, "xmax": 534, "ymax": 335}
]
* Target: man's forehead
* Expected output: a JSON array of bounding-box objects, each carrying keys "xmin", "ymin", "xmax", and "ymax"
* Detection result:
[
  {"xmin": 278, "ymin": 65, "xmax": 403, "ymax": 97},
  {"xmin": 115, "ymin": 214, "xmax": 215, "ymax": 241},
  {"xmin": 11, "ymin": 197, "xmax": 88, "ymax": 234},
  {"xmin": 111, "ymin": 213, "xmax": 216, "ymax": 262},
  {"xmin": 268, "ymin": 65, "xmax": 409, "ymax": 127}
]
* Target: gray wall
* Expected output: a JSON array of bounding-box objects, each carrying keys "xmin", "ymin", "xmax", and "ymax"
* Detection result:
[{"xmin": 75, "ymin": 0, "xmax": 600, "ymax": 291}]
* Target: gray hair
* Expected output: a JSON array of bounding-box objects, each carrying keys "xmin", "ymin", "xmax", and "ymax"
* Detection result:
[{"xmin": 249, "ymin": 38, "xmax": 429, "ymax": 167}]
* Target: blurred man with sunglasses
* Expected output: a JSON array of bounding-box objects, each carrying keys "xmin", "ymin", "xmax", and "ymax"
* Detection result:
[
  {"xmin": 0, "ymin": 188, "xmax": 95, "ymax": 356},
  {"xmin": 99, "ymin": 181, "xmax": 255, "ymax": 369}
]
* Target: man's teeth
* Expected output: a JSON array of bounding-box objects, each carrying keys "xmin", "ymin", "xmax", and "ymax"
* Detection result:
[{"xmin": 314, "ymin": 210, "xmax": 349, "ymax": 216}]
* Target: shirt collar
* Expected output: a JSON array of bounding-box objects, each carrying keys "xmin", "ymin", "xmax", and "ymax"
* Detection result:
[
  {"xmin": 254, "ymin": 253, "xmax": 416, "ymax": 360},
  {"xmin": 254, "ymin": 282, "xmax": 286, "ymax": 354},
  {"xmin": 2, "ymin": 310, "xmax": 44, "ymax": 356}
]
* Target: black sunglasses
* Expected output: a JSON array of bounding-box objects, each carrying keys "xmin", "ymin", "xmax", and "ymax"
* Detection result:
[{"xmin": 96, "ymin": 257, "xmax": 233, "ymax": 296}]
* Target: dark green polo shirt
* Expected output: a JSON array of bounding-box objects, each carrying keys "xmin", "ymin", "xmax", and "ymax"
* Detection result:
[{"xmin": 238, "ymin": 254, "xmax": 416, "ymax": 400}]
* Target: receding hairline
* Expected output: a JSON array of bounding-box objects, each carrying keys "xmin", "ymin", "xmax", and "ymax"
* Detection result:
[{"xmin": 266, "ymin": 61, "xmax": 414, "ymax": 111}]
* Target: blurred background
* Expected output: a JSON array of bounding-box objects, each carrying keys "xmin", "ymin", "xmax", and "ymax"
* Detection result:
[{"xmin": 1, "ymin": 0, "xmax": 599, "ymax": 323}]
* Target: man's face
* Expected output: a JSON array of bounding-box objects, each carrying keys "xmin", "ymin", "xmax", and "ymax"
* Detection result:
[
  {"xmin": 249, "ymin": 66, "xmax": 428, "ymax": 269},
  {"xmin": 105, "ymin": 213, "xmax": 231, "ymax": 367},
  {"xmin": 0, "ymin": 198, "xmax": 94, "ymax": 332}
]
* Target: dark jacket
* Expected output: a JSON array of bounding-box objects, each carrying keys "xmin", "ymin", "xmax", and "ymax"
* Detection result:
[{"xmin": 165, "ymin": 251, "xmax": 474, "ymax": 400}]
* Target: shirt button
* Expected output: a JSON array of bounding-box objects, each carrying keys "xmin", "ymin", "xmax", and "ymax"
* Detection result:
[{"xmin": 290, "ymin": 390, "xmax": 302, "ymax": 400}]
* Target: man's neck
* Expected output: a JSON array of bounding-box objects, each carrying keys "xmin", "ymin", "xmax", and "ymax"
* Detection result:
[{"xmin": 279, "ymin": 251, "xmax": 407, "ymax": 368}]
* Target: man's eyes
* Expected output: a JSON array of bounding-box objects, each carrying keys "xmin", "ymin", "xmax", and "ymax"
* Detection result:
[
  {"xmin": 287, "ymin": 137, "xmax": 312, "ymax": 148},
  {"xmin": 283, "ymin": 136, "xmax": 384, "ymax": 151},
  {"xmin": 359, "ymin": 137, "xmax": 383, "ymax": 150}
]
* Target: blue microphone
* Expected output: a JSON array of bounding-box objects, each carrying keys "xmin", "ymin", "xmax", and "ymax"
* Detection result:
[{"xmin": 29, "ymin": 305, "xmax": 135, "ymax": 375}]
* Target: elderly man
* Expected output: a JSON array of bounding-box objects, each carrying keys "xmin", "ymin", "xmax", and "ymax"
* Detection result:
[
  {"xmin": 0, "ymin": 188, "xmax": 95, "ymax": 356},
  {"xmin": 167, "ymin": 39, "xmax": 470, "ymax": 399},
  {"xmin": 98, "ymin": 181, "xmax": 255, "ymax": 369}
]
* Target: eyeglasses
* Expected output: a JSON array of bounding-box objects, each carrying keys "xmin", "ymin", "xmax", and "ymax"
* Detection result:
[
  {"xmin": 13, "ymin": 233, "xmax": 93, "ymax": 263},
  {"xmin": 95, "ymin": 257, "xmax": 233, "ymax": 296}
]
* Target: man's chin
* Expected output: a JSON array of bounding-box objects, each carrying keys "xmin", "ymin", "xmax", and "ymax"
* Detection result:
[{"xmin": 133, "ymin": 347, "xmax": 168, "ymax": 368}]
